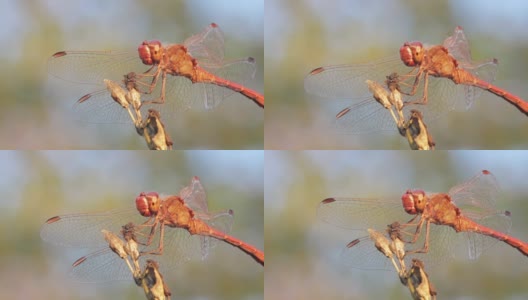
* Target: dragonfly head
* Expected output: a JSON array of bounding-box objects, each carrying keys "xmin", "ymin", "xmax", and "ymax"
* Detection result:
[
  {"xmin": 400, "ymin": 41, "xmax": 424, "ymax": 67},
  {"xmin": 402, "ymin": 189, "xmax": 427, "ymax": 214},
  {"xmin": 136, "ymin": 192, "xmax": 161, "ymax": 217},
  {"xmin": 138, "ymin": 40, "xmax": 163, "ymax": 65}
]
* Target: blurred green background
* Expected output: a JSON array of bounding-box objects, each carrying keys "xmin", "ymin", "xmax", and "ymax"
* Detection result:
[
  {"xmin": 1, "ymin": 0, "xmax": 263, "ymax": 149},
  {"xmin": 265, "ymin": 151, "xmax": 528, "ymax": 299},
  {"xmin": 0, "ymin": 151, "xmax": 263, "ymax": 299},
  {"xmin": 265, "ymin": 0, "xmax": 528, "ymax": 149}
]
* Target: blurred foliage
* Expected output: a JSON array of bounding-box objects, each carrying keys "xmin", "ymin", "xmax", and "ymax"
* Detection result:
[{"xmin": 0, "ymin": 151, "xmax": 263, "ymax": 299}]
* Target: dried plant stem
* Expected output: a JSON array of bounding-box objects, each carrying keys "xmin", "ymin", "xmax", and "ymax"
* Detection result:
[
  {"xmin": 364, "ymin": 73, "xmax": 436, "ymax": 150},
  {"xmin": 368, "ymin": 224, "xmax": 437, "ymax": 300},
  {"xmin": 102, "ymin": 224, "xmax": 171, "ymax": 300},
  {"xmin": 104, "ymin": 74, "xmax": 173, "ymax": 150}
]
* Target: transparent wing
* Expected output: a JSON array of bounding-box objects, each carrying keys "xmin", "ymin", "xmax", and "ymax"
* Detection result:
[
  {"xmin": 72, "ymin": 89, "xmax": 132, "ymax": 124},
  {"xmin": 446, "ymin": 170, "xmax": 512, "ymax": 259},
  {"xmin": 442, "ymin": 26, "xmax": 472, "ymax": 65},
  {"xmin": 199, "ymin": 210, "xmax": 234, "ymax": 259},
  {"xmin": 331, "ymin": 98, "xmax": 401, "ymax": 134},
  {"xmin": 304, "ymin": 56, "xmax": 406, "ymax": 100},
  {"xmin": 316, "ymin": 197, "xmax": 412, "ymax": 231},
  {"xmin": 339, "ymin": 235, "xmax": 397, "ymax": 271},
  {"xmin": 339, "ymin": 225, "xmax": 439, "ymax": 271},
  {"xmin": 200, "ymin": 57, "xmax": 257, "ymax": 109},
  {"xmin": 449, "ymin": 170, "xmax": 502, "ymax": 214},
  {"xmin": 40, "ymin": 208, "xmax": 145, "ymax": 248},
  {"xmin": 404, "ymin": 222, "xmax": 468, "ymax": 266},
  {"xmin": 442, "ymin": 26, "xmax": 498, "ymax": 108},
  {"xmin": 150, "ymin": 224, "xmax": 205, "ymax": 270},
  {"xmin": 178, "ymin": 176, "xmax": 234, "ymax": 259},
  {"xmin": 306, "ymin": 27, "xmax": 501, "ymax": 135},
  {"xmin": 184, "ymin": 23, "xmax": 225, "ymax": 66},
  {"xmin": 69, "ymin": 248, "xmax": 138, "ymax": 282},
  {"xmin": 179, "ymin": 176, "xmax": 209, "ymax": 214},
  {"xmin": 47, "ymin": 50, "xmax": 145, "ymax": 85},
  {"xmin": 460, "ymin": 58, "xmax": 498, "ymax": 108},
  {"xmin": 305, "ymin": 55, "xmax": 467, "ymax": 134},
  {"xmin": 69, "ymin": 226, "xmax": 204, "ymax": 282},
  {"xmin": 71, "ymin": 87, "xmax": 151, "ymax": 124},
  {"xmin": 64, "ymin": 212, "xmax": 233, "ymax": 282},
  {"xmin": 147, "ymin": 56, "xmax": 257, "ymax": 113}
]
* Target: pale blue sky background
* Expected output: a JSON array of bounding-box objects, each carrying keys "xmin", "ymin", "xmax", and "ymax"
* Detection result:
[
  {"xmin": 0, "ymin": 150, "xmax": 263, "ymax": 212},
  {"xmin": 266, "ymin": 150, "xmax": 528, "ymax": 212},
  {"xmin": 1, "ymin": 0, "xmax": 263, "ymax": 60},
  {"xmin": 266, "ymin": 0, "xmax": 528, "ymax": 63}
]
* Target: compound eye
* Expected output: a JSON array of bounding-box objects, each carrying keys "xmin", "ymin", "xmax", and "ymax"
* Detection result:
[
  {"xmin": 401, "ymin": 190, "xmax": 417, "ymax": 215},
  {"xmin": 399, "ymin": 41, "xmax": 424, "ymax": 67},
  {"xmin": 135, "ymin": 192, "xmax": 160, "ymax": 217}
]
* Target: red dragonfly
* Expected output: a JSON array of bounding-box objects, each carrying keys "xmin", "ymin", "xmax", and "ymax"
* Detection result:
[
  {"xmin": 41, "ymin": 176, "xmax": 263, "ymax": 282},
  {"xmin": 48, "ymin": 23, "xmax": 263, "ymax": 124},
  {"xmin": 317, "ymin": 170, "xmax": 527, "ymax": 271},
  {"xmin": 305, "ymin": 26, "xmax": 527, "ymax": 134}
]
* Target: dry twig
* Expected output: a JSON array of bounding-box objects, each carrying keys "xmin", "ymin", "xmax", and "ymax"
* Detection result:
[
  {"xmin": 367, "ymin": 224, "xmax": 437, "ymax": 300},
  {"xmin": 398, "ymin": 109, "xmax": 435, "ymax": 150},
  {"xmin": 101, "ymin": 223, "xmax": 171, "ymax": 300},
  {"xmin": 104, "ymin": 74, "xmax": 172, "ymax": 150},
  {"xmin": 363, "ymin": 75, "xmax": 436, "ymax": 150}
]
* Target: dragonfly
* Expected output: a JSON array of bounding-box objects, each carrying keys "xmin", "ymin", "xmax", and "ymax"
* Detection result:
[
  {"xmin": 305, "ymin": 26, "xmax": 527, "ymax": 134},
  {"xmin": 317, "ymin": 170, "xmax": 527, "ymax": 271},
  {"xmin": 48, "ymin": 23, "xmax": 263, "ymax": 124},
  {"xmin": 41, "ymin": 176, "xmax": 264, "ymax": 282}
]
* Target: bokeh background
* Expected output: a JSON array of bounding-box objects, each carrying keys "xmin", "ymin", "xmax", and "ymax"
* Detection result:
[
  {"xmin": 0, "ymin": 151, "xmax": 263, "ymax": 299},
  {"xmin": 1, "ymin": 0, "xmax": 263, "ymax": 149},
  {"xmin": 265, "ymin": 0, "xmax": 528, "ymax": 149},
  {"xmin": 265, "ymin": 151, "xmax": 528, "ymax": 299}
]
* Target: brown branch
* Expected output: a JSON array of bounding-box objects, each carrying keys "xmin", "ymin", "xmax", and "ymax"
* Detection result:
[
  {"xmin": 368, "ymin": 224, "xmax": 438, "ymax": 300},
  {"xmin": 400, "ymin": 259, "xmax": 437, "ymax": 300},
  {"xmin": 101, "ymin": 224, "xmax": 172, "ymax": 300},
  {"xmin": 135, "ymin": 109, "xmax": 173, "ymax": 150},
  {"xmin": 137, "ymin": 260, "xmax": 172, "ymax": 300},
  {"xmin": 398, "ymin": 109, "xmax": 435, "ymax": 150},
  {"xmin": 103, "ymin": 74, "xmax": 172, "ymax": 150}
]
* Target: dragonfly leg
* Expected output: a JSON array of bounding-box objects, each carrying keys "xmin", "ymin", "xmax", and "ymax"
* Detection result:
[
  {"xmin": 141, "ymin": 223, "xmax": 166, "ymax": 256},
  {"xmin": 142, "ymin": 65, "xmax": 156, "ymax": 76},
  {"xmin": 407, "ymin": 221, "xmax": 432, "ymax": 254},
  {"xmin": 403, "ymin": 73, "xmax": 430, "ymax": 106},
  {"xmin": 140, "ymin": 72, "xmax": 168, "ymax": 106},
  {"xmin": 400, "ymin": 68, "xmax": 423, "ymax": 97},
  {"xmin": 408, "ymin": 217, "xmax": 426, "ymax": 244}
]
